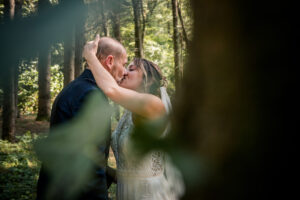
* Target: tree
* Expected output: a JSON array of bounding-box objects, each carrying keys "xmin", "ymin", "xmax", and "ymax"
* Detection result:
[
  {"xmin": 36, "ymin": 0, "xmax": 51, "ymax": 121},
  {"xmin": 75, "ymin": 17, "xmax": 85, "ymax": 78},
  {"xmin": 100, "ymin": 0, "xmax": 109, "ymax": 36},
  {"xmin": 110, "ymin": 0, "xmax": 122, "ymax": 42},
  {"xmin": 172, "ymin": 0, "xmax": 281, "ymax": 199},
  {"xmin": 171, "ymin": 0, "xmax": 181, "ymax": 88},
  {"xmin": 1, "ymin": 0, "xmax": 23, "ymax": 141},
  {"xmin": 63, "ymin": 29, "xmax": 75, "ymax": 87},
  {"xmin": 132, "ymin": 0, "xmax": 144, "ymax": 58}
]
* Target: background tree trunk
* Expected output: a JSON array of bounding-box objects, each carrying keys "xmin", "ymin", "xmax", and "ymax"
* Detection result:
[
  {"xmin": 171, "ymin": 0, "xmax": 181, "ymax": 89},
  {"xmin": 36, "ymin": 0, "xmax": 51, "ymax": 121},
  {"xmin": 110, "ymin": 0, "xmax": 122, "ymax": 42},
  {"xmin": 1, "ymin": 0, "xmax": 23, "ymax": 141},
  {"xmin": 100, "ymin": 0, "xmax": 108, "ymax": 37},
  {"xmin": 173, "ymin": 0, "xmax": 281, "ymax": 199},
  {"xmin": 74, "ymin": 22, "xmax": 85, "ymax": 78},
  {"xmin": 63, "ymin": 29, "xmax": 75, "ymax": 87},
  {"xmin": 36, "ymin": 48, "xmax": 51, "ymax": 121},
  {"xmin": 132, "ymin": 0, "xmax": 144, "ymax": 58},
  {"xmin": 74, "ymin": 0, "xmax": 87, "ymax": 78},
  {"xmin": 2, "ymin": 63, "xmax": 16, "ymax": 141}
]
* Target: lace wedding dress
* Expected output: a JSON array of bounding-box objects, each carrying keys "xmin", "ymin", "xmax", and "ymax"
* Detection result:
[{"xmin": 111, "ymin": 88, "xmax": 184, "ymax": 200}]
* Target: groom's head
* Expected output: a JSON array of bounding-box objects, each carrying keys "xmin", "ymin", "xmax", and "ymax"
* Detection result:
[{"xmin": 95, "ymin": 37, "xmax": 127, "ymax": 83}]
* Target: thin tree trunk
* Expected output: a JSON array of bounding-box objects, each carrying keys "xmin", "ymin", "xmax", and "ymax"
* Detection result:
[
  {"xmin": 110, "ymin": 0, "xmax": 121, "ymax": 42},
  {"xmin": 167, "ymin": 1, "xmax": 171, "ymax": 34},
  {"xmin": 36, "ymin": 0, "xmax": 51, "ymax": 121},
  {"xmin": 177, "ymin": 5, "xmax": 189, "ymax": 46},
  {"xmin": 36, "ymin": 47, "xmax": 51, "ymax": 121},
  {"xmin": 14, "ymin": 65, "xmax": 20, "ymax": 118},
  {"xmin": 140, "ymin": 0, "xmax": 145, "ymax": 44},
  {"xmin": 74, "ymin": 0, "xmax": 86, "ymax": 78},
  {"xmin": 100, "ymin": 0, "xmax": 108, "ymax": 36},
  {"xmin": 1, "ymin": 0, "xmax": 17, "ymax": 141},
  {"xmin": 111, "ymin": 12, "xmax": 121, "ymax": 41},
  {"xmin": 75, "ymin": 22, "xmax": 85, "ymax": 78},
  {"xmin": 63, "ymin": 29, "xmax": 75, "ymax": 87},
  {"xmin": 14, "ymin": 0, "xmax": 22, "ymax": 119},
  {"xmin": 171, "ymin": 0, "xmax": 181, "ymax": 88},
  {"xmin": 132, "ymin": 0, "xmax": 144, "ymax": 58},
  {"xmin": 2, "ymin": 65, "xmax": 16, "ymax": 141}
]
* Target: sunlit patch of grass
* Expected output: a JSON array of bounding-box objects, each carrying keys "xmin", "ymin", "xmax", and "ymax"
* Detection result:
[{"xmin": 0, "ymin": 132, "xmax": 43, "ymax": 200}]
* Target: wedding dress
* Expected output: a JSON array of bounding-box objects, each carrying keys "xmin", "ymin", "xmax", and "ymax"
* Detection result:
[{"xmin": 111, "ymin": 87, "xmax": 184, "ymax": 200}]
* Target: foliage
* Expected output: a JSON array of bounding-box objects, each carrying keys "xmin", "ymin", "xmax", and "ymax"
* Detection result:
[
  {"xmin": 0, "ymin": 132, "xmax": 45, "ymax": 200},
  {"xmin": 18, "ymin": 49, "xmax": 63, "ymax": 115}
]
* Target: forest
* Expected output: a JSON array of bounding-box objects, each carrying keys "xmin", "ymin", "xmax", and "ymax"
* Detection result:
[{"xmin": 0, "ymin": 0, "xmax": 282, "ymax": 200}]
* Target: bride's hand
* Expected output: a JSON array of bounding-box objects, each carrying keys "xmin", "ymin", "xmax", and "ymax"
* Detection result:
[{"xmin": 82, "ymin": 34, "xmax": 100, "ymax": 60}]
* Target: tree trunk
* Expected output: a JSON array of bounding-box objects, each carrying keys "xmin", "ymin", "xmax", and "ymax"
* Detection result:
[
  {"xmin": 100, "ymin": 0, "xmax": 108, "ymax": 37},
  {"xmin": 74, "ymin": 0, "xmax": 87, "ymax": 78},
  {"xmin": 14, "ymin": 65, "xmax": 20, "ymax": 118},
  {"xmin": 132, "ymin": 0, "xmax": 144, "ymax": 58},
  {"xmin": 14, "ymin": 0, "xmax": 22, "ymax": 119},
  {"xmin": 1, "ymin": 0, "xmax": 18, "ymax": 141},
  {"xmin": 2, "ymin": 65, "xmax": 16, "ymax": 141},
  {"xmin": 171, "ymin": 0, "xmax": 181, "ymax": 88},
  {"xmin": 173, "ymin": 0, "xmax": 281, "ymax": 199},
  {"xmin": 63, "ymin": 30, "xmax": 75, "ymax": 87},
  {"xmin": 75, "ymin": 23, "xmax": 85, "ymax": 78},
  {"xmin": 36, "ymin": 47, "xmax": 51, "ymax": 121},
  {"xmin": 110, "ymin": 0, "xmax": 122, "ymax": 42},
  {"xmin": 36, "ymin": 0, "xmax": 51, "ymax": 121}
]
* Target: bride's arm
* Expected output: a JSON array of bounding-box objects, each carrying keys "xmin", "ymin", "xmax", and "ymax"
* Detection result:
[{"xmin": 83, "ymin": 35, "xmax": 165, "ymax": 119}]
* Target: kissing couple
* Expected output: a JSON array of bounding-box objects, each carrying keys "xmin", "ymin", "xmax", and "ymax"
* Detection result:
[{"xmin": 37, "ymin": 35, "xmax": 184, "ymax": 200}]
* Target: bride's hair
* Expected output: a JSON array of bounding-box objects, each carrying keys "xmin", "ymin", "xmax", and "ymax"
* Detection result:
[{"xmin": 133, "ymin": 58, "xmax": 167, "ymax": 96}]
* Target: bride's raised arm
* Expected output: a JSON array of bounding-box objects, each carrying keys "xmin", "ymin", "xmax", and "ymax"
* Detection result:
[{"xmin": 83, "ymin": 35, "xmax": 165, "ymax": 119}]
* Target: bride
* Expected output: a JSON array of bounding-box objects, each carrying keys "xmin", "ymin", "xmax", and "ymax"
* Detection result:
[{"xmin": 83, "ymin": 35, "xmax": 184, "ymax": 200}]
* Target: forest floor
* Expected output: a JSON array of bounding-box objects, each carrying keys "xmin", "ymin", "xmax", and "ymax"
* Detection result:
[
  {"xmin": 0, "ymin": 114, "xmax": 49, "ymax": 136},
  {"xmin": 0, "ymin": 114, "xmax": 117, "ymax": 200}
]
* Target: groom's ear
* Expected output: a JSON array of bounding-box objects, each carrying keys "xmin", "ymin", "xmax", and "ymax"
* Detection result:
[{"xmin": 105, "ymin": 55, "xmax": 114, "ymax": 71}]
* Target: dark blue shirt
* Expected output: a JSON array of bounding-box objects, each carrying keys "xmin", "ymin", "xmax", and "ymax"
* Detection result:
[{"xmin": 37, "ymin": 69, "xmax": 111, "ymax": 200}]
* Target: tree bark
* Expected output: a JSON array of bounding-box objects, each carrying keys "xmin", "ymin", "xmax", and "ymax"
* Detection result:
[
  {"xmin": 36, "ymin": 47, "xmax": 51, "ymax": 121},
  {"xmin": 173, "ymin": 0, "xmax": 281, "ymax": 199},
  {"xmin": 132, "ymin": 0, "xmax": 144, "ymax": 58},
  {"xmin": 177, "ymin": 5, "xmax": 190, "ymax": 46},
  {"xmin": 36, "ymin": 0, "xmax": 51, "ymax": 121},
  {"xmin": 63, "ymin": 30, "xmax": 75, "ymax": 87},
  {"xmin": 1, "ymin": 0, "xmax": 20, "ymax": 141},
  {"xmin": 74, "ymin": 0, "xmax": 87, "ymax": 78},
  {"xmin": 75, "ymin": 24, "xmax": 85, "ymax": 78},
  {"xmin": 2, "ymin": 65, "xmax": 16, "ymax": 141},
  {"xmin": 110, "ymin": 0, "xmax": 122, "ymax": 42},
  {"xmin": 171, "ymin": 0, "xmax": 181, "ymax": 88},
  {"xmin": 100, "ymin": 0, "xmax": 108, "ymax": 37}
]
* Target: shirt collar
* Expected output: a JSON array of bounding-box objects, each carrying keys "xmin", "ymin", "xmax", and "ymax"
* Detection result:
[{"xmin": 81, "ymin": 69, "xmax": 96, "ymax": 84}]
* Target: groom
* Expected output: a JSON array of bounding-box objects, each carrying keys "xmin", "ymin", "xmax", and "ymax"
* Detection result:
[{"xmin": 36, "ymin": 37, "xmax": 128, "ymax": 200}]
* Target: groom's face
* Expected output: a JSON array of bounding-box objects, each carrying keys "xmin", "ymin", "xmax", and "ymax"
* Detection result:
[{"xmin": 111, "ymin": 53, "xmax": 128, "ymax": 84}]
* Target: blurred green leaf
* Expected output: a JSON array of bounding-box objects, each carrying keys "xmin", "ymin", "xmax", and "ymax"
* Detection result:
[{"xmin": 34, "ymin": 91, "xmax": 112, "ymax": 199}]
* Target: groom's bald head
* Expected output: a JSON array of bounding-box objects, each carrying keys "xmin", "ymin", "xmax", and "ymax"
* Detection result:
[
  {"xmin": 93, "ymin": 37, "xmax": 127, "ymax": 83},
  {"xmin": 96, "ymin": 37, "xmax": 126, "ymax": 61}
]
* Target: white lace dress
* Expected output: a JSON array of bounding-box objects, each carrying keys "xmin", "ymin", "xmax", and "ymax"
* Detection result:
[{"xmin": 111, "ymin": 110, "xmax": 183, "ymax": 200}]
